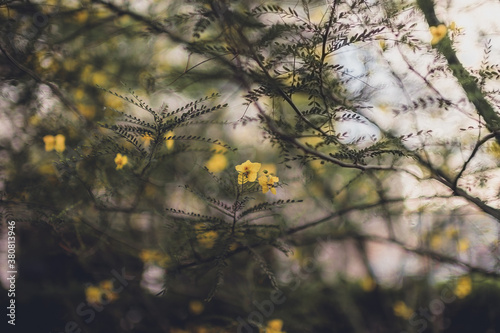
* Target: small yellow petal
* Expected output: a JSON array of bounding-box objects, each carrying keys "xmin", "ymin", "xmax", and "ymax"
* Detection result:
[
  {"xmin": 360, "ymin": 276, "xmax": 376, "ymax": 292},
  {"xmin": 55, "ymin": 134, "xmax": 66, "ymax": 152},
  {"xmin": 238, "ymin": 173, "xmax": 249, "ymax": 185},
  {"xmin": 74, "ymin": 10, "xmax": 88, "ymax": 23},
  {"xmin": 266, "ymin": 319, "xmax": 284, "ymax": 333},
  {"xmin": 85, "ymin": 286, "xmax": 102, "ymax": 304},
  {"xmin": 247, "ymin": 171, "xmax": 258, "ymax": 182},
  {"xmin": 393, "ymin": 301, "xmax": 413, "ymax": 319},
  {"xmin": 457, "ymin": 239, "xmax": 469, "ymax": 253},
  {"xmin": 258, "ymin": 175, "xmax": 267, "ymax": 186},
  {"xmin": 430, "ymin": 234, "xmax": 442, "ymax": 249},
  {"xmin": 430, "ymin": 24, "xmax": 447, "ymax": 45},
  {"xmin": 189, "ymin": 300, "xmax": 204, "ymax": 315},
  {"xmin": 454, "ymin": 276, "xmax": 472, "ymax": 298},
  {"xmin": 43, "ymin": 135, "xmax": 55, "ymax": 151},
  {"xmin": 259, "ymin": 175, "xmax": 279, "ymax": 194}
]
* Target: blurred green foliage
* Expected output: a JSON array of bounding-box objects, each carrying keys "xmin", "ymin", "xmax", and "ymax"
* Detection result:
[{"xmin": 1, "ymin": 0, "xmax": 500, "ymax": 332}]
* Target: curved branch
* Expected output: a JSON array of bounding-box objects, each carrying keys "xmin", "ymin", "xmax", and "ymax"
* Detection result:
[
  {"xmin": 452, "ymin": 131, "xmax": 499, "ymax": 190},
  {"xmin": 417, "ymin": 0, "xmax": 500, "ymax": 141}
]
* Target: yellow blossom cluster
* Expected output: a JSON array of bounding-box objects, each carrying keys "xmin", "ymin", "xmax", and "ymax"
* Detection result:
[
  {"xmin": 85, "ymin": 280, "xmax": 119, "ymax": 305},
  {"xmin": 43, "ymin": 134, "xmax": 66, "ymax": 152},
  {"xmin": 235, "ymin": 160, "xmax": 280, "ymax": 195},
  {"xmin": 139, "ymin": 249, "xmax": 171, "ymax": 268}
]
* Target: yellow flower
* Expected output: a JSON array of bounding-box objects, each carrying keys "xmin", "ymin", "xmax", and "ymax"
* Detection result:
[
  {"xmin": 430, "ymin": 234, "xmax": 442, "ymax": 249},
  {"xmin": 139, "ymin": 249, "xmax": 155, "ymax": 262},
  {"xmin": 139, "ymin": 249, "xmax": 171, "ymax": 268},
  {"xmin": 235, "ymin": 160, "xmax": 261, "ymax": 184},
  {"xmin": 29, "ymin": 115, "xmax": 40, "ymax": 126},
  {"xmin": 449, "ymin": 21, "xmax": 456, "ymax": 31},
  {"xmin": 258, "ymin": 175, "xmax": 279, "ymax": 195},
  {"xmin": 195, "ymin": 224, "xmax": 218, "ymax": 248},
  {"xmin": 142, "ymin": 133, "xmax": 154, "ymax": 148},
  {"xmin": 85, "ymin": 281, "xmax": 119, "ymax": 305},
  {"xmin": 92, "ymin": 71, "xmax": 108, "ymax": 86},
  {"xmin": 114, "ymin": 153, "xmax": 128, "ymax": 170},
  {"xmin": 85, "ymin": 286, "xmax": 102, "ymax": 304},
  {"xmin": 393, "ymin": 301, "xmax": 413, "ymax": 319},
  {"xmin": 74, "ymin": 10, "xmax": 88, "ymax": 23},
  {"xmin": 75, "ymin": 88, "xmax": 85, "ymax": 100},
  {"xmin": 197, "ymin": 230, "xmax": 218, "ymax": 249},
  {"xmin": 195, "ymin": 224, "xmax": 218, "ymax": 249},
  {"xmin": 429, "ymin": 24, "xmax": 447, "ymax": 45},
  {"xmin": 43, "ymin": 135, "xmax": 55, "ymax": 151},
  {"xmin": 43, "ymin": 134, "xmax": 65, "ymax": 152},
  {"xmin": 99, "ymin": 280, "xmax": 118, "ymax": 302},
  {"xmin": 454, "ymin": 275, "xmax": 472, "ymax": 298},
  {"xmin": 457, "ymin": 238, "xmax": 469, "ymax": 253},
  {"xmin": 445, "ymin": 227, "xmax": 459, "ymax": 238},
  {"xmin": 165, "ymin": 131, "xmax": 175, "ymax": 150},
  {"xmin": 189, "ymin": 300, "xmax": 204, "ymax": 315},
  {"xmin": 205, "ymin": 154, "xmax": 228, "ymax": 173},
  {"xmin": 55, "ymin": 134, "xmax": 65, "ymax": 152},
  {"xmin": 99, "ymin": 280, "xmax": 114, "ymax": 291},
  {"xmin": 262, "ymin": 319, "xmax": 285, "ymax": 333},
  {"xmin": 360, "ymin": 276, "xmax": 376, "ymax": 292}
]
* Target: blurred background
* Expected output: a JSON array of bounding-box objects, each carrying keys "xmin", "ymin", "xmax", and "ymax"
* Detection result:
[{"xmin": 2, "ymin": 0, "xmax": 500, "ymax": 332}]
